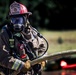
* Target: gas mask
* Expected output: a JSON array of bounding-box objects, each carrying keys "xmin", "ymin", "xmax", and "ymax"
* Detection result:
[{"xmin": 10, "ymin": 16, "xmax": 26, "ymax": 32}]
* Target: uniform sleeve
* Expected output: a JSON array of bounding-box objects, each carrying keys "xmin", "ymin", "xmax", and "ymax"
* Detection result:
[
  {"xmin": 37, "ymin": 37, "xmax": 47, "ymax": 53},
  {"xmin": 32, "ymin": 28, "xmax": 48, "ymax": 56},
  {"xmin": 0, "ymin": 32, "xmax": 25, "ymax": 72}
]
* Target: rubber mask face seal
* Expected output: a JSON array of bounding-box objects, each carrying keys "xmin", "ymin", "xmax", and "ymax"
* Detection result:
[{"xmin": 10, "ymin": 16, "xmax": 26, "ymax": 32}]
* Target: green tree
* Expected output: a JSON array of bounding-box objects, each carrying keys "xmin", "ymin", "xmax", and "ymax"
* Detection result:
[{"xmin": 0, "ymin": 0, "xmax": 9, "ymax": 25}]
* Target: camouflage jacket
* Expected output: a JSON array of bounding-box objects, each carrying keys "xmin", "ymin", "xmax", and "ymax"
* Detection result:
[{"xmin": 0, "ymin": 26, "xmax": 47, "ymax": 75}]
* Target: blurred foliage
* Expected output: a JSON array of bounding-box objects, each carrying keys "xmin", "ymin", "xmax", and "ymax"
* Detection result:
[
  {"xmin": 0, "ymin": 0, "xmax": 9, "ymax": 25},
  {"xmin": 0, "ymin": 0, "xmax": 76, "ymax": 29}
]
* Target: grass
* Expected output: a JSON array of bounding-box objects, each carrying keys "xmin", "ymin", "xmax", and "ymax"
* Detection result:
[{"xmin": 40, "ymin": 29, "xmax": 76, "ymax": 54}]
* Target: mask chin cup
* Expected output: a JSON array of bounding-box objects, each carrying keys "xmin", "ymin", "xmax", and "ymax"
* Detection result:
[{"xmin": 13, "ymin": 24, "xmax": 24, "ymax": 32}]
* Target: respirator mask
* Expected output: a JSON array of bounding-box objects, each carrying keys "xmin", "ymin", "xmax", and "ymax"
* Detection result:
[{"xmin": 10, "ymin": 16, "xmax": 26, "ymax": 32}]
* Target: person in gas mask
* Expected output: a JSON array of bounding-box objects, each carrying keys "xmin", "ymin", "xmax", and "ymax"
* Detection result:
[{"xmin": 0, "ymin": 1, "xmax": 48, "ymax": 75}]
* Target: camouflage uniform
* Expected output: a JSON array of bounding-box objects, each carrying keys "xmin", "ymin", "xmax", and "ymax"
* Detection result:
[
  {"xmin": 0, "ymin": 1, "xmax": 48, "ymax": 75},
  {"xmin": 0, "ymin": 25, "xmax": 48, "ymax": 75}
]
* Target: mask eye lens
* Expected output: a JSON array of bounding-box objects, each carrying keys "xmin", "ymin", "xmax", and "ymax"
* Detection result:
[{"xmin": 11, "ymin": 16, "xmax": 24, "ymax": 24}]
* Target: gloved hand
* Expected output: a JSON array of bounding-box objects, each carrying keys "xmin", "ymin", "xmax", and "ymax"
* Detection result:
[
  {"xmin": 32, "ymin": 61, "xmax": 46, "ymax": 75},
  {"xmin": 24, "ymin": 60, "xmax": 31, "ymax": 69},
  {"xmin": 21, "ymin": 60, "xmax": 31, "ymax": 73},
  {"xmin": 39, "ymin": 61, "xmax": 46, "ymax": 70}
]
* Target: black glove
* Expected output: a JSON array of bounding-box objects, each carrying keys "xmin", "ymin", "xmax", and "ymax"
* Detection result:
[{"xmin": 32, "ymin": 64, "xmax": 41, "ymax": 73}]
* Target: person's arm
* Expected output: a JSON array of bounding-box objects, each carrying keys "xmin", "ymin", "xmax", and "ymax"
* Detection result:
[{"xmin": 0, "ymin": 31, "xmax": 31, "ymax": 73}]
